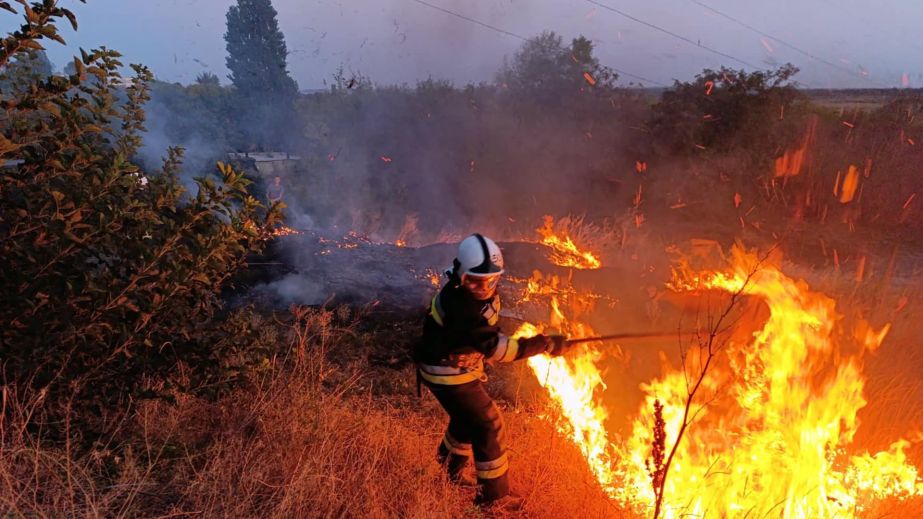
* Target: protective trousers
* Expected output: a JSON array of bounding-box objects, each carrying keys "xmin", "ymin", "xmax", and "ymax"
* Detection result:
[{"xmin": 426, "ymin": 379, "xmax": 510, "ymax": 502}]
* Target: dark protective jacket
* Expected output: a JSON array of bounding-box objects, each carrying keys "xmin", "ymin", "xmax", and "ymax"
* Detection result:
[
  {"xmin": 417, "ymin": 275, "xmax": 552, "ymax": 502},
  {"xmin": 414, "ymin": 276, "xmax": 548, "ymax": 386}
]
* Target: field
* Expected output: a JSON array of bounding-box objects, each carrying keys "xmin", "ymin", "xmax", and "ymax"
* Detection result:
[{"xmin": 4, "ymin": 3, "xmax": 923, "ymax": 517}]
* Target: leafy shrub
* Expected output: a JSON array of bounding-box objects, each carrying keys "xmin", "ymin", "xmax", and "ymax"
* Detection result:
[
  {"xmin": 649, "ymin": 64, "xmax": 805, "ymax": 160},
  {"xmin": 0, "ymin": 1, "xmax": 282, "ymax": 436}
]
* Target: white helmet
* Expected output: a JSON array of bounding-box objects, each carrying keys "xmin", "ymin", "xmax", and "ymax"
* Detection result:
[
  {"xmin": 456, "ymin": 233, "xmax": 504, "ymax": 276},
  {"xmin": 453, "ymin": 233, "xmax": 504, "ymax": 299}
]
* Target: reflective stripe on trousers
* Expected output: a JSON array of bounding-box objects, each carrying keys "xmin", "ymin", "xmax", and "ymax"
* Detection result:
[
  {"xmin": 475, "ymin": 452, "xmax": 509, "ymax": 479},
  {"xmin": 442, "ymin": 431, "xmax": 473, "ymax": 456},
  {"xmin": 424, "ymin": 378, "xmax": 510, "ymax": 501}
]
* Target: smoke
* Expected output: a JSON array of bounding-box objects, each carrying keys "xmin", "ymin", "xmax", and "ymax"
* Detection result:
[
  {"xmin": 130, "ymin": 34, "xmax": 793, "ymax": 312},
  {"xmin": 279, "ymin": 82, "xmax": 641, "ymax": 247},
  {"xmin": 261, "ymin": 273, "xmax": 325, "ymax": 306},
  {"xmin": 137, "ymin": 92, "xmax": 227, "ymax": 192}
]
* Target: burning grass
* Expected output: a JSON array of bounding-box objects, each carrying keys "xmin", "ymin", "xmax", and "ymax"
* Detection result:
[
  {"xmin": 4, "ymin": 221, "xmax": 922, "ymax": 518},
  {"xmin": 3, "ymin": 245, "xmax": 922, "ymax": 518},
  {"xmin": 511, "ymin": 244, "xmax": 923, "ymax": 518},
  {"xmin": 536, "ymin": 215, "xmax": 621, "ymax": 269}
]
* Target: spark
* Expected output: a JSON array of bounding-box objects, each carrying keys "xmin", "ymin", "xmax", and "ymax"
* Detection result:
[
  {"xmin": 840, "ymin": 165, "xmax": 860, "ymax": 203},
  {"xmin": 760, "ymin": 37, "xmax": 775, "ymax": 53}
]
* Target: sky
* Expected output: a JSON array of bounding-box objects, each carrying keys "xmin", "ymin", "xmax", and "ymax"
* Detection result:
[{"xmin": 5, "ymin": 0, "xmax": 923, "ymax": 89}]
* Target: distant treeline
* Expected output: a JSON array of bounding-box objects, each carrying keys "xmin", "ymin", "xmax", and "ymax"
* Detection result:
[{"xmin": 142, "ymin": 33, "xmax": 922, "ymax": 245}]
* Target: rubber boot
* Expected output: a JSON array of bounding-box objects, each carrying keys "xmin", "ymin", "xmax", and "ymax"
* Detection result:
[
  {"xmin": 437, "ymin": 443, "xmax": 476, "ymax": 487},
  {"xmin": 474, "ymin": 473, "xmax": 517, "ymax": 508}
]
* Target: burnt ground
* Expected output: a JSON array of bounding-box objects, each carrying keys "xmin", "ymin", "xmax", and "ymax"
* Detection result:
[
  {"xmin": 227, "ymin": 224, "xmax": 923, "ymax": 468},
  {"xmin": 228, "ymin": 230, "xmax": 676, "ymax": 330}
]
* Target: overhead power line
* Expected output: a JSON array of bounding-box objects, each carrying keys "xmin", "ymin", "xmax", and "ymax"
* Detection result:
[
  {"xmin": 410, "ymin": 0, "xmax": 526, "ymax": 41},
  {"xmin": 688, "ymin": 0, "xmax": 891, "ymax": 88},
  {"xmin": 605, "ymin": 67, "xmax": 668, "ymax": 87},
  {"xmin": 586, "ymin": 0, "xmax": 761, "ymax": 70},
  {"xmin": 409, "ymin": 0, "xmax": 668, "ymax": 87}
]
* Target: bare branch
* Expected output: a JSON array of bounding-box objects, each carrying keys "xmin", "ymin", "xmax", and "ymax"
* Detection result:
[{"xmin": 652, "ymin": 245, "xmax": 777, "ymax": 519}]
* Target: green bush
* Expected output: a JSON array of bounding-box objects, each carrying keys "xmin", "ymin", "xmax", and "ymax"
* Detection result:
[
  {"xmin": 0, "ymin": 1, "xmax": 282, "ymax": 437},
  {"xmin": 649, "ymin": 64, "xmax": 805, "ymax": 161}
]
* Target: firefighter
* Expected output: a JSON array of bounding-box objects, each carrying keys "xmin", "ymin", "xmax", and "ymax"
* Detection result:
[{"xmin": 415, "ymin": 233, "xmax": 575, "ymax": 509}]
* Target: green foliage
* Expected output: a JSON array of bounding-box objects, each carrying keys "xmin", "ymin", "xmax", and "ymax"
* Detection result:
[
  {"xmin": 0, "ymin": 1, "xmax": 283, "ymax": 435},
  {"xmin": 224, "ymin": 0, "xmax": 297, "ymax": 98},
  {"xmin": 149, "ymin": 78, "xmax": 238, "ymax": 150},
  {"xmin": 291, "ymin": 76, "xmax": 641, "ymax": 235},
  {"xmin": 224, "ymin": 0, "xmax": 298, "ymax": 149},
  {"xmin": 0, "ymin": 48, "xmax": 53, "ymax": 94},
  {"xmin": 649, "ymin": 64, "xmax": 805, "ymax": 160},
  {"xmin": 497, "ymin": 32, "xmax": 618, "ymax": 109},
  {"xmin": 195, "ymin": 71, "xmax": 221, "ymax": 86}
]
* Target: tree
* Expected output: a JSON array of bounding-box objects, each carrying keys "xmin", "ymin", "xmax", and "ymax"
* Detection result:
[
  {"xmin": 497, "ymin": 32, "xmax": 617, "ymax": 108},
  {"xmin": 225, "ymin": 0, "xmax": 297, "ymax": 97},
  {"xmin": 0, "ymin": 48, "xmax": 53, "ymax": 95},
  {"xmin": 196, "ymin": 71, "xmax": 221, "ymax": 86},
  {"xmin": 649, "ymin": 64, "xmax": 804, "ymax": 159},
  {"xmin": 0, "ymin": 2, "xmax": 282, "ymax": 437},
  {"xmin": 224, "ymin": 0, "xmax": 299, "ymax": 149}
]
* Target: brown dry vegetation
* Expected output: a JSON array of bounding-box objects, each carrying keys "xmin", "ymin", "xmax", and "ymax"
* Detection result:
[
  {"xmin": 4, "ymin": 4, "xmax": 923, "ymax": 518},
  {"xmin": 804, "ymin": 89, "xmax": 896, "ymax": 111},
  {"xmin": 0, "ymin": 307, "xmax": 623, "ymax": 518},
  {"xmin": 5, "ymin": 261, "xmax": 923, "ymax": 518}
]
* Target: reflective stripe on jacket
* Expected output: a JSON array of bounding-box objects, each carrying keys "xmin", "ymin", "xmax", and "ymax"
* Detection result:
[
  {"xmin": 421, "ymin": 293, "xmax": 516, "ymax": 385},
  {"xmin": 418, "ymin": 361, "xmax": 487, "ymax": 385}
]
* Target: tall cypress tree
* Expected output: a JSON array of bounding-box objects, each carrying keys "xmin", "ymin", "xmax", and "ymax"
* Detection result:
[
  {"xmin": 225, "ymin": 0, "xmax": 298, "ymax": 149},
  {"xmin": 225, "ymin": 0, "xmax": 297, "ymax": 97}
]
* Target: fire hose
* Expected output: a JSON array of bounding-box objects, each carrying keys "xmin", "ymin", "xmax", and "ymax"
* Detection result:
[
  {"xmin": 565, "ymin": 331, "xmax": 699, "ymax": 344},
  {"xmin": 499, "ymin": 312, "xmax": 707, "ymax": 345}
]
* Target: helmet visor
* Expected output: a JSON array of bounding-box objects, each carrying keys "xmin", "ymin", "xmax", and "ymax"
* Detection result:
[{"xmin": 462, "ymin": 272, "xmax": 501, "ymax": 299}]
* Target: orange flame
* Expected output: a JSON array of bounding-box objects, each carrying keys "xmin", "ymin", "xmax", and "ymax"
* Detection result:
[
  {"xmin": 774, "ymin": 118, "xmax": 816, "ymax": 178},
  {"xmin": 515, "ymin": 296, "xmax": 617, "ymax": 494},
  {"xmin": 521, "ymin": 246, "xmax": 921, "ymax": 517},
  {"xmin": 536, "ymin": 215, "xmax": 602, "ymax": 270},
  {"xmin": 271, "ymin": 225, "xmax": 302, "ymax": 237},
  {"xmin": 395, "ymin": 214, "xmax": 418, "ymax": 247}
]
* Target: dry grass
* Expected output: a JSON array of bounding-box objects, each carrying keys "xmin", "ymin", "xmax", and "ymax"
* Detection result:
[
  {"xmin": 0, "ymin": 308, "xmax": 627, "ymax": 518},
  {"xmin": 3, "ymin": 275, "xmax": 920, "ymax": 518}
]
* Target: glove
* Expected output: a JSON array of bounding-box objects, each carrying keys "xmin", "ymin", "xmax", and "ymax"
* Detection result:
[
  {"xmin": 516, "ymin": 334, "xmax": 553, "ymax": 359},
  {"xmin": 545, "ymin": 335, "xmax": 574, "ymax": 357}
]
